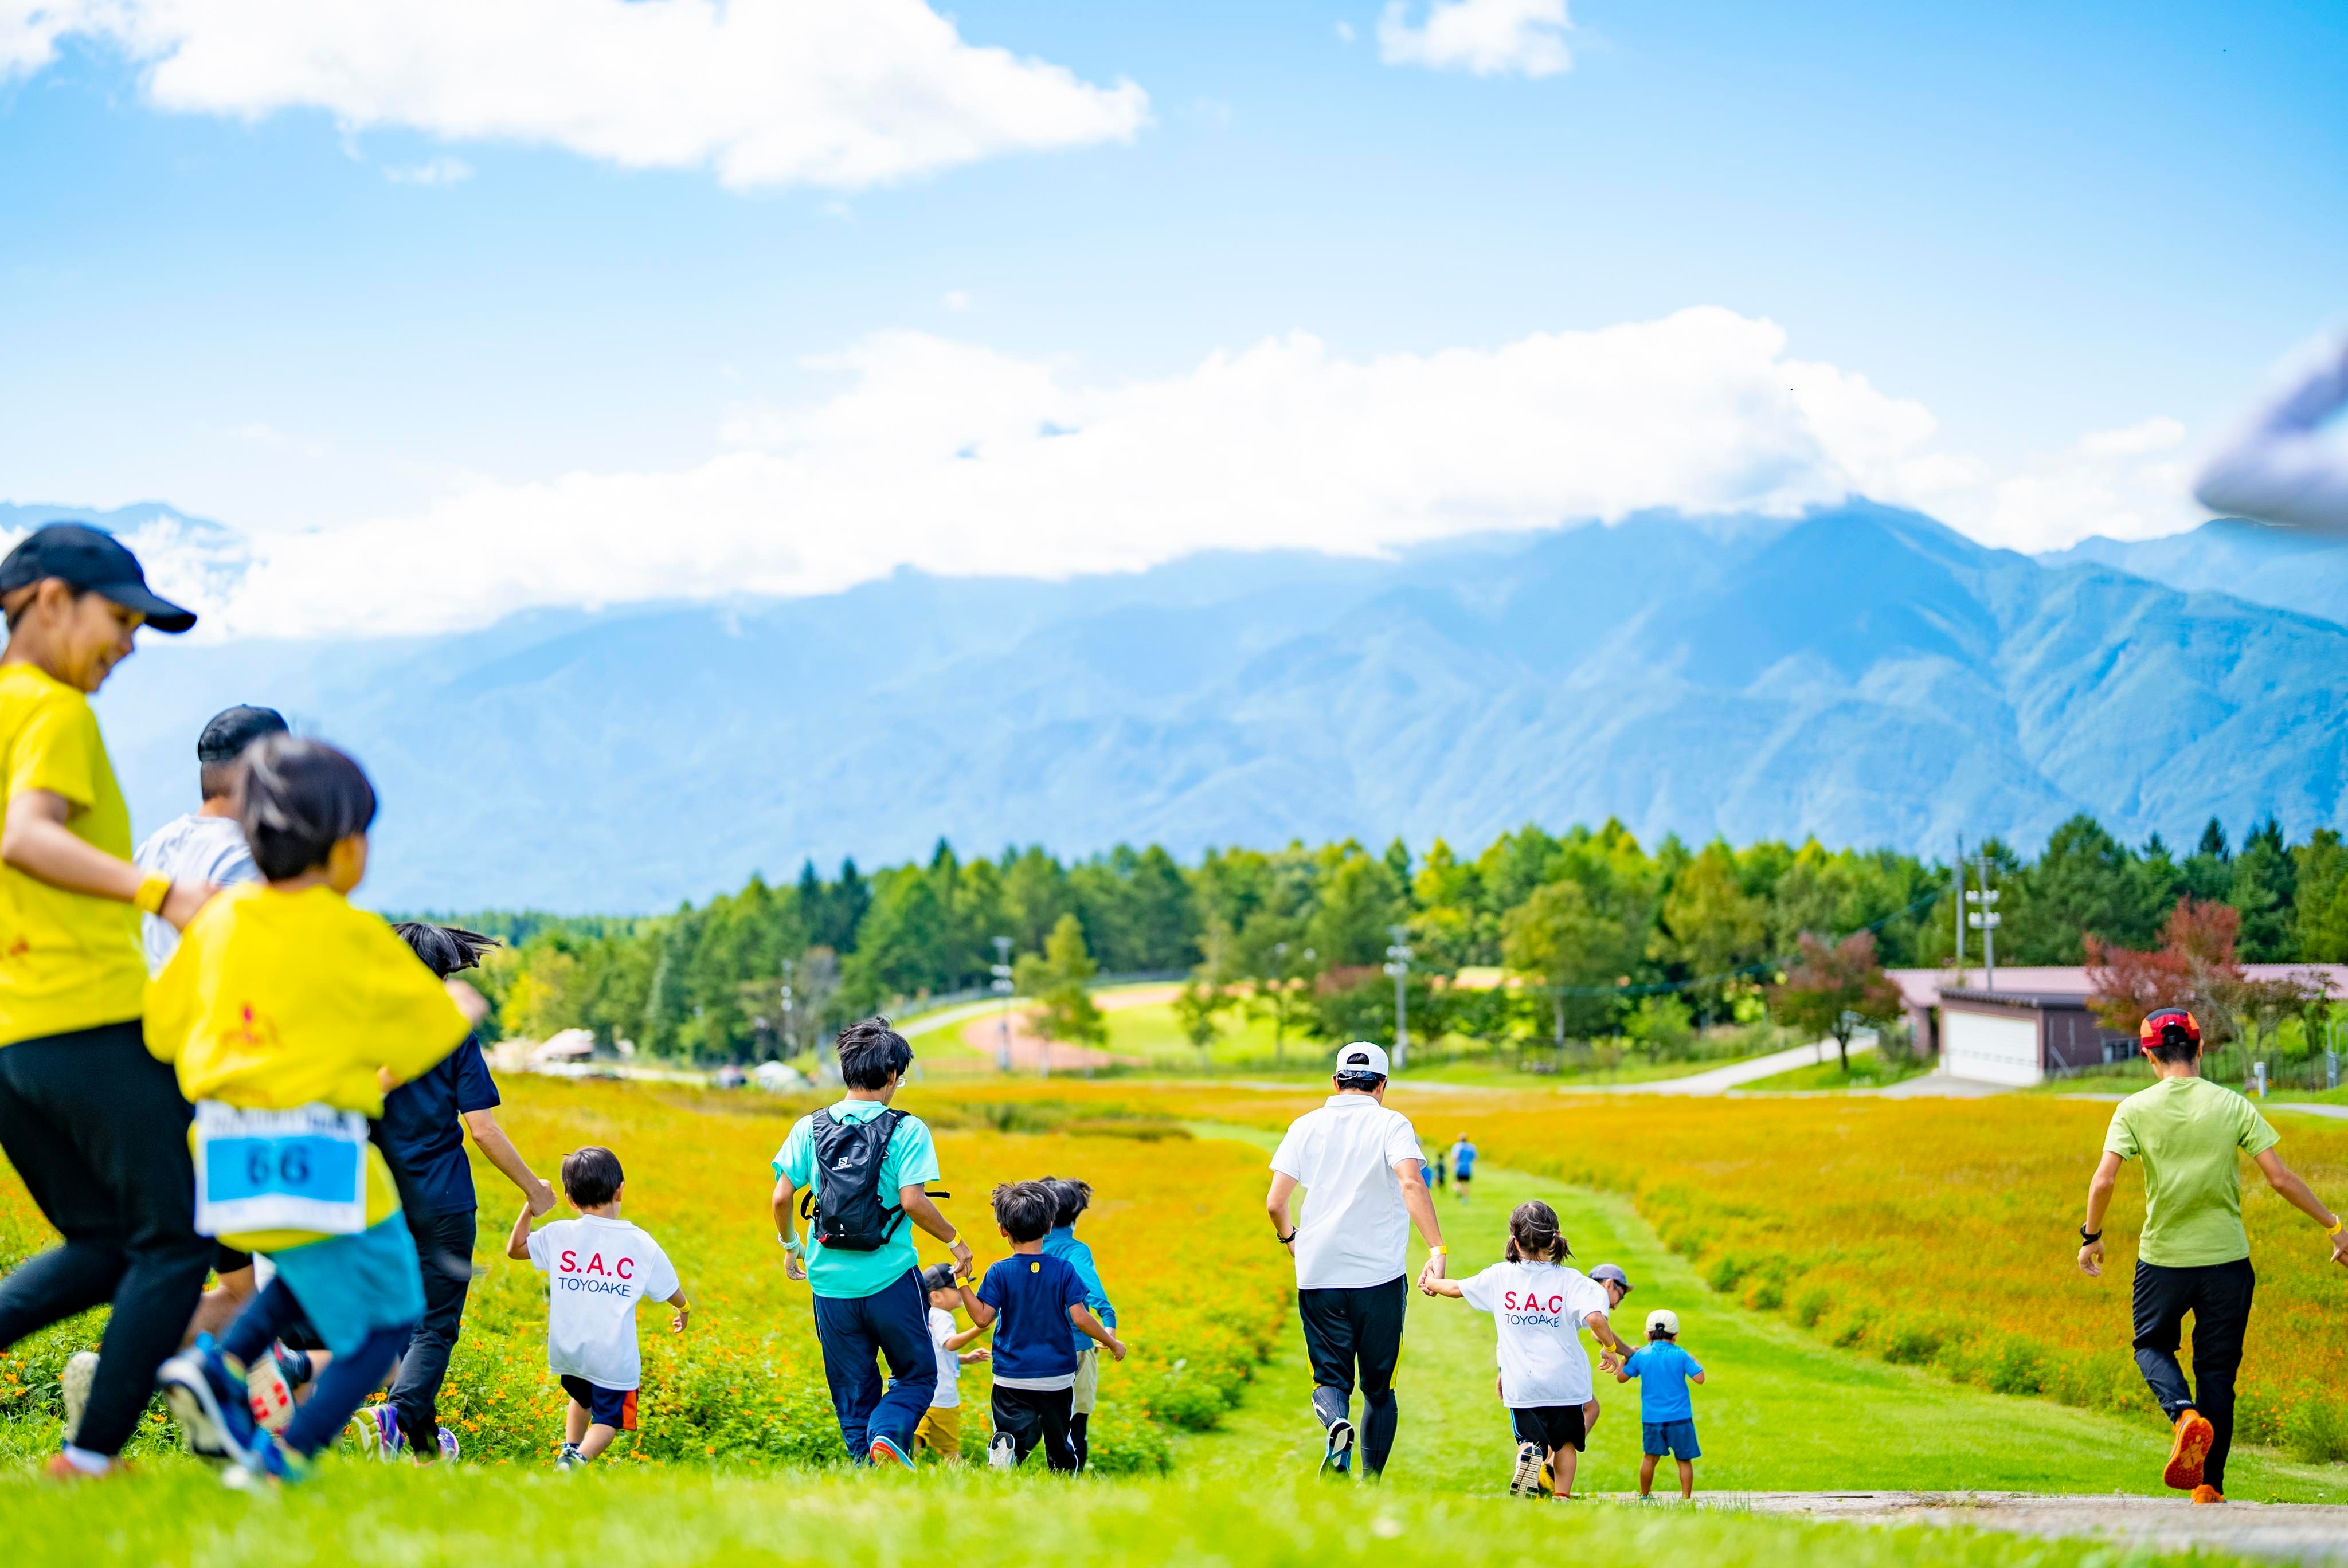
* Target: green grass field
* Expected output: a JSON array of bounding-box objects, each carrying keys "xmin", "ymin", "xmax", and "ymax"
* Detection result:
[
  {"xmin": 7, "ymin": 1091, "xmax": 2342, "ymax": 1565},
  {"xmin": 1737, "ymin": 1053, "xmax": 1931, "ymax": 1094}
]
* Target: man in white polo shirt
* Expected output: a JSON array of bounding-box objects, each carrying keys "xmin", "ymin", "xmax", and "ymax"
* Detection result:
[{"xmin": 1266, "ymin": 1041, "xmax": 1448, "ymax": 1477}]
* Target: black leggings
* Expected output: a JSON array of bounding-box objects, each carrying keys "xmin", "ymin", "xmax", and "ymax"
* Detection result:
[
  {"xmin": 1298, "ymin": 1276, "xmax": 1407, "ymax": 1474},
  {"xmin": 2134, "ymin": 1257, "xmax": 2255, "ymax": 1492},
  {"xmin": 0, "ymin": 1023, "xmax": 213, "ymax": 1456}
]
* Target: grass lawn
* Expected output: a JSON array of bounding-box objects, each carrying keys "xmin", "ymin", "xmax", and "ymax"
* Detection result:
[
  {"xmin": 1185, "ymin": 1124, "xmax": 2347, "ymax": 1503},
  {"xmin": 1099, "ymin": 1002, "xmax": 1766, "ymax": 1089},
  {"xmin": 1736, "ymin": 1053, "xmax": 1931, "ymax": 1094}
]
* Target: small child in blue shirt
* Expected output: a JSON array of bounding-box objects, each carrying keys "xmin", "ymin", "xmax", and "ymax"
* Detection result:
[
  {"xmin": 1038, "ymin": 1176, "xmax": 1118, "ymax": 1472},
  {"xmin": 957, "ymin": 1181, "xmax": 1126, "ymax": 1472},
  {"xmin": 1616, "ymin": 1307, "xmax": 1706, "ymax": 1499}
]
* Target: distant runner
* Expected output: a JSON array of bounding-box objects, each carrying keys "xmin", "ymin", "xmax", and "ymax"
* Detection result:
[
  {"xmin": 1449, "ymin": 1134, "xmax": 1478, "ymax": 1201},
  {"xmin": 2078, "ymin": 1008, "xmax": 2348, "ymax": 1503},
  {"xmin": 1267, "ymin": 1042, "xmax": 1448, "ymax": 1478}
]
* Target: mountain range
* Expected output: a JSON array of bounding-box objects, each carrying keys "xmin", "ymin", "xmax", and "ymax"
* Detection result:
[{"xmin": 9, "ymin": 499, "xmax": 2347, "ymax": 913}]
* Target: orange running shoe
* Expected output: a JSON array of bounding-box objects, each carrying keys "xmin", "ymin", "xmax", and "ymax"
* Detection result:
[
  {"xmin": 2163, "ymin": 1409, "xmax": 2214, "ymax": 1491},
  {"xmin": 42, "ymin": 1452, "xmax": 127, "ymax": 1481},
  {"xmin": 2190, "ymin": 1485, "xmax": 2225, "ymax": 1504}
]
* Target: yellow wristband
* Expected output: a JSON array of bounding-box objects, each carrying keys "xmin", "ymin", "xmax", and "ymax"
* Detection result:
[
  {"xmin": 2327, "ymin": 1217, "xmax": 2344, "ymax": 1237},
  {"xmin": 132, "ymin": 873, "xmax": 171, "ymax": 916},
  {"xmin": 1429, "ymin": 1245, "xmax": 1447, "ymax": 1256}
]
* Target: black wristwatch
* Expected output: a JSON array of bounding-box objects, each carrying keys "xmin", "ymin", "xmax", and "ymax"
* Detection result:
[
  {"xmin": 2079, "ymin": 1225, "xmax": 2103, "ymax": 1245},
  {"xmin": 1275, "ymin": 1229, "xmax": 1297, "ymax": 1245}
]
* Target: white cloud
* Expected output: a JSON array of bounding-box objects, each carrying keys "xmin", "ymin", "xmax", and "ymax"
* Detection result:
[
  {"xmin": 2075, "ymin": 415, "xmax": 2185, "ymax": 460},
  {"xmin": 384, "ymin": 156, "xmax": 472, "ymax": 186},
  {"xmin": 1, "ymin": 0, "xmax": 1147, "ymax": 190},
  {"xmin": 182, "ymin": 307, "xmax": 1968, "ymax": 638},
  {"xmin": 1378, "ymin": 0, "xmax": 1570, "ymax": 79},
  {"xmin": 941, "ymin": 289, "xmax": 971, "ymax": 312},
  {"xmin": 1335, "ymin": 21, "xmax": 1357, "ymax": 43}
]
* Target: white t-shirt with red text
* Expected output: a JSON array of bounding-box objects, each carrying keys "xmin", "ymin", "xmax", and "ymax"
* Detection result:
[
  {"xmin": 1457, "ymin": 1260, "xmax": 1610, "ymax": 1408},
  {"xmin": 526, "ymin": 1214, "xmax": 681, "ymax": 1391}
]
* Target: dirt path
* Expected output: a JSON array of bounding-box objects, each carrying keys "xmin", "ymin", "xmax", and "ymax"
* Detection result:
[
  {"xmin": 952, "ymin": 985, "xmax": 1175, "ymax": 1073},
  {"xmin": 1712, "ymin": 1492, "xmax": 2348, "ymax": 1564}
]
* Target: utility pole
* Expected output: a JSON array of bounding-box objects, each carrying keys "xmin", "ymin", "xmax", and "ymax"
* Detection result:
[
  {"xmin": 778, "ymin": 956, "xmax": 795, "ymax": 1061},
  {"xmin": 1953, "ymin": 834, "xmax": 1966, "ymax": 978},
  {"xmin": 1383, "ymin": 924, "xmax": 1412, "ymax": 1072},
  {"xmin": 990, "ymin": 936, "xmax": 1015, "ymax": 1074},
  {"xmin": 1966, "ymin": 853, "xmax": 2000, "ymax": 992}
]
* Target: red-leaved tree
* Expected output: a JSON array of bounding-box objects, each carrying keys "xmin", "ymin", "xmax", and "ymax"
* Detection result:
[
  {"xmin": 1769, "ymin": 930, "xmax": 1903, "ymax": 1073},
  {"xmin": 2087, "ymin": 897, "xmax": 2321, "ymax": 1054}
]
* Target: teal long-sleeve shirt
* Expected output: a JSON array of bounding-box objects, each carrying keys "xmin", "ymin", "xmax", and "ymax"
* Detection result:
[{"xmin": 1041, "ymin": 1225, "xmax": 1116, "ymax": 1355}]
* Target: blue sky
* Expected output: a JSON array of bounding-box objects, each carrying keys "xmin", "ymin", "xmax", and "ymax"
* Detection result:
[{"xmin": 1, "ymin": 0, "xmax": 2342, "ymax": 636}]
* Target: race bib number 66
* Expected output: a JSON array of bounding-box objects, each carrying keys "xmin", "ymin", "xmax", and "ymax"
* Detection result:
[{"xmin": 193, "ymin": 1101, "xmax": 370, "ymax": 1238}]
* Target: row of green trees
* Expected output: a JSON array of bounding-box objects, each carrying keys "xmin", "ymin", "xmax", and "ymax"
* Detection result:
[{"xmin": 452, "ymin": 811, "xmax": 2348, "ymax": 1065}]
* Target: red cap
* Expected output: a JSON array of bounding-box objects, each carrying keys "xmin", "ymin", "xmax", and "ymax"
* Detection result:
[{"xmin": 2140, "ymin": 1008, "xmax": 2201, "ymax": 1053}]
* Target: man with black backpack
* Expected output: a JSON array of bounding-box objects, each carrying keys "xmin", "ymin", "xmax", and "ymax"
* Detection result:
[{"xmin": 771, "ymin": 1017, "xmax": 973, "ymax": 1469}]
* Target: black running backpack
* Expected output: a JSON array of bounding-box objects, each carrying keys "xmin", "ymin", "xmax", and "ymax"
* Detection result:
[{"xmin": 805, "ymin": 1107, "xmax": 908, "ymax": 1252}]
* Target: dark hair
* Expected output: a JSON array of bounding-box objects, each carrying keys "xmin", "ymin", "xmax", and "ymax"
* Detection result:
[
  {"xmin": 561, "ymin": 1146, "xmax": 624, "ymax": 1208},
  {"xmin": 836, "ymin": 1016, "xmax": 913, "ymax": 1089},
  {"xmin": 196, "ymin": 705, "xmax": 289, "ymax": 799},
  {"xmin": 393, "ymin": 922, "xmax": 501, "ymax": 978},
  {"xmin": 1504, "ymin": 1199, "xmax": 1568, "ymax": 1264},
  {"xmin": 991, "ymin": 1180, "xmax": 1057, "ymax": 1244},
  {"xmin": 1, "ymin": 579, "xmax": 89, "ymax": 634},
  {"xmin": 921, "ymin": 1262, "xmax": 960, "ymax": 1296},
  {"xmin": 237, "ymin": 735, "xmax": 377, "ymax": 881},
  {"xmin": 1333, "ymin": 1071, "xmax": 1386, "ymax": 1093},
  {"xmin": 1043, "ymin": 1177, "xmax": 1092, "ymax": 1228},
  {"xmin": 1649, "ymin": 1324, "xmax": 1676, "ymax": 1341}
]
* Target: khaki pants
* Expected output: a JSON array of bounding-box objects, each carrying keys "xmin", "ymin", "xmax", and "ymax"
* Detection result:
[
  {"xmin": 913, "ymin": 1404, "xmax": 961, "ymax": 1462},
  {"xmin": 1071, "ymin": 1347, "xmax": 1099, "ymax": 1416}
]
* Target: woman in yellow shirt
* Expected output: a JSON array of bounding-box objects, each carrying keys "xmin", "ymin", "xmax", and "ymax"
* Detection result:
[
  {"xmin": 150, "ymin": 736, "xmax": 471, "ymax": 1483},
  {"xmin": 0, "ymin": 524, "xmax": 215, "ymax": 1480}
]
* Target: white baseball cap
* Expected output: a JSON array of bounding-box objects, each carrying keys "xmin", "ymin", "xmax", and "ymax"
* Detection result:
[
  {"xmin": 1646, "ymin": 1308, "xmax": 1680, "ymax": 1336},
  {"xmin": 1335, "ymin": 1041, "xmax": 1391, "ymax": 1078}
]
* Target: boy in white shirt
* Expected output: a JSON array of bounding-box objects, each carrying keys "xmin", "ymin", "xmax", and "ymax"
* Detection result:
[
  {"xmin": 1425, "ymin": 1200, "xmax": 1634, "ymax": 1499},
  {"xmin": 506, "ymin": 1146, "xmax": 688, "ymax": 1469},
  {"xmin": 914, "ymin": 1261, "xmax": 991, "ymax": 1463}
]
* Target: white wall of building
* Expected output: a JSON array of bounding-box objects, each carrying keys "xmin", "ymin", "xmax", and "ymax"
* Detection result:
[{"xmin": 1942, "ymin": 1008, "xmax": 2043, "ymax": 1087}]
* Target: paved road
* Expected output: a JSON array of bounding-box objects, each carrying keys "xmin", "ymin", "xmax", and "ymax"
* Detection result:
[
  {"xmin": 1708, "ymin": 1492, "xmax": 2348, "ymax": 1565},
  {"xmin": 1597, "ymin": 1035, "xmax": 1875, "ymax": 1095}
]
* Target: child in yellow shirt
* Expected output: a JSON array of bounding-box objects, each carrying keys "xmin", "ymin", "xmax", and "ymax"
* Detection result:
[{"xmin": 151, "ymin": 736, "xmax": 469, "ymax": 1483}]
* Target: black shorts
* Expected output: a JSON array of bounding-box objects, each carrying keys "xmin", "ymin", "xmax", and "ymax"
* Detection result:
[
  {"xmin": 212, "ymin": 1243, "xmax": 253, "ymax": 1277},
  {"xmin": 561, "ymin": 1374, "xmax": 640, "ymax": 1431},
  {"xmin": 1511, "ymin": 1404, "xmax": 1586, "ymax": 1453}
]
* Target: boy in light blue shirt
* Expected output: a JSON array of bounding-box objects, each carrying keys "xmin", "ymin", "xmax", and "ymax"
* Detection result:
[
  {"xmin": 1617, "ymin": 1307, "xmax": 1705, "ymax": 1499},
  {"xmin": 1038, "ymin": 1177, "xmax": 1118, "ymax": 1471}
]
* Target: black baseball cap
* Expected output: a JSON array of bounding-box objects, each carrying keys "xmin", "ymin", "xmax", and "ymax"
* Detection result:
[
  {"xmin": 197, "ymin": 704, "xmax": 289, "ymax": 763},
  {"xmin": 0, "ymin": 523, "xmax": 195, "ymax": 633}
]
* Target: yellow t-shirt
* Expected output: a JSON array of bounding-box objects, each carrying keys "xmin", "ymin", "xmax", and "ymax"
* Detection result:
[
  {"xmin": 0, "ymin": 662, "xmax": 145, "ymax": 1046},
  {"xmin": 146, "ymin": 881, "xmax": 471, "ymax": 1249}
]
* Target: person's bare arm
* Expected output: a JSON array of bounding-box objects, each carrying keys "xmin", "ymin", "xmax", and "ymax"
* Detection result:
[
  {"xmin": 1421, "ymin": 1275, "xmax": 1465, "ymax": 1299},
  {"xmin": 1266, "ymin": 1171, "xmax": 1300, "ymax": 1251},
  {"xmin": 1397, "ymin": 1159, "xmax": 1446, "ymax": 1283},
  {"xmin": 900, "ymin": 1185, "xmax": 976, "ymax": 1279},
  {"xmin": 2255, "ymin": 1149, "xmax": 2348, "ymax": 1267},
  {"xmin": 504, "ymin": 1200, "xmax": 534, "ymax": 1261},
  {"xmin": 770, "ymin": 1177, "xmax": 806, "ymax": 1281},
  {"xmin": 2, "ymin": 788, "xmax": 213, "ymax": 927},
  {"xmin": 944, "ymin": 1323, "xmax": 986, "ymax": 1351},
  {"xmin": 958, "ymin": 1277, "xmax": 996, "ymax": 1330},
  {"xmin": 463, "ymin": 1108, "xmax": 555, "ymax": 1214},
  {"xmin": 1070, "ymin": 1303, "xmax": 1126, "ymax": 1361},
  {"xmin": 666, "ymin": 1287, "xmax": 690, "ymax": 1332},
  {"xmin": 2079, "ymin": 1151, "xmax": 2123, "ymax": 1278},
  {"xmin": 1691, "ymin": 1370, "xmax": 1707, "ymax": 1384},
  {"xmin": 1586, "ymin": 1309, "xmax": 1634, "ymax": 1371}
]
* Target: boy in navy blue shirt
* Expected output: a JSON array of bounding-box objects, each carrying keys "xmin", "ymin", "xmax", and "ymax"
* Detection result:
[
  {"xmin": 958, "ymin": 1181, "xmax": 1126, "ymax": 1471},
  {"xmin": 1617, "ymin": 1308, "xmax": 1706, "ymax": 1499}
]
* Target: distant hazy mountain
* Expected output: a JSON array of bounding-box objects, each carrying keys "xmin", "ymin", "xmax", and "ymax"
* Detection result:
[
  {"xmin": 44, "ymin": 499, "xmax": 2341, "ymax": 912},
  {"xmin": 2041, "ymin": 519, "xmax": 2348, "ymax": 628}
]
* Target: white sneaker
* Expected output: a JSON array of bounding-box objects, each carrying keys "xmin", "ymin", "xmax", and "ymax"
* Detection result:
[
  {"xmin": 556, "ymin": 1443, "xmax": 583, "ymax": 1472},
  {"xmin": 1509, "ymin": 1441, "xmax": 1545, "ymax": 1498},
  {"xmin": 987, "ymin": 1433, "xmax": 1018, "ymax": 1470},
  {"xmin": 59, "ymin": 1351, "xmax": 98, "ymax": 1447}
]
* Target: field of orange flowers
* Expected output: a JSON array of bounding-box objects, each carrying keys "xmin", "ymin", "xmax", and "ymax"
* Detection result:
[
  {"xmin": 974, "ymin": 1079, "xmax": 2348, "ymax": 1461},
  {"xmin": 0, "ymin": 1077, "xmax": 1292, "ymax": 1472}
]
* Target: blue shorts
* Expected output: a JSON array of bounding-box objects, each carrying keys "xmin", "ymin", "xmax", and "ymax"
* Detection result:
[
  {"xmin": 1643, "ymin": 1418, "xmax": 1700, "ymax": 1459},
  {"xmin": 561, "ymin": 1375, "xmax": 640, "ymax": 1432}
]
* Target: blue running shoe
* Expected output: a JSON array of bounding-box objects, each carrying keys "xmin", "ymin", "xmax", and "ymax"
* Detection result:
[
  {"xmin": 868, "ymin": 1434, "xmax": 915, "ymax": 1471},
  {"xmin": 158, "ymin": 1335, "xmax": 262, "ymax": 1468},
  {"xmin": 1320, "ymin": 1418, "xmax": 1355, "ymax": 1478}
]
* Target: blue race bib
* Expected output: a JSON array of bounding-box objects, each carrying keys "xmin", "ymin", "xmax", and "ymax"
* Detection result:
[{"xmin": 193, "ymin": 1101, "xmax": 369, "ymax": 1238}]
